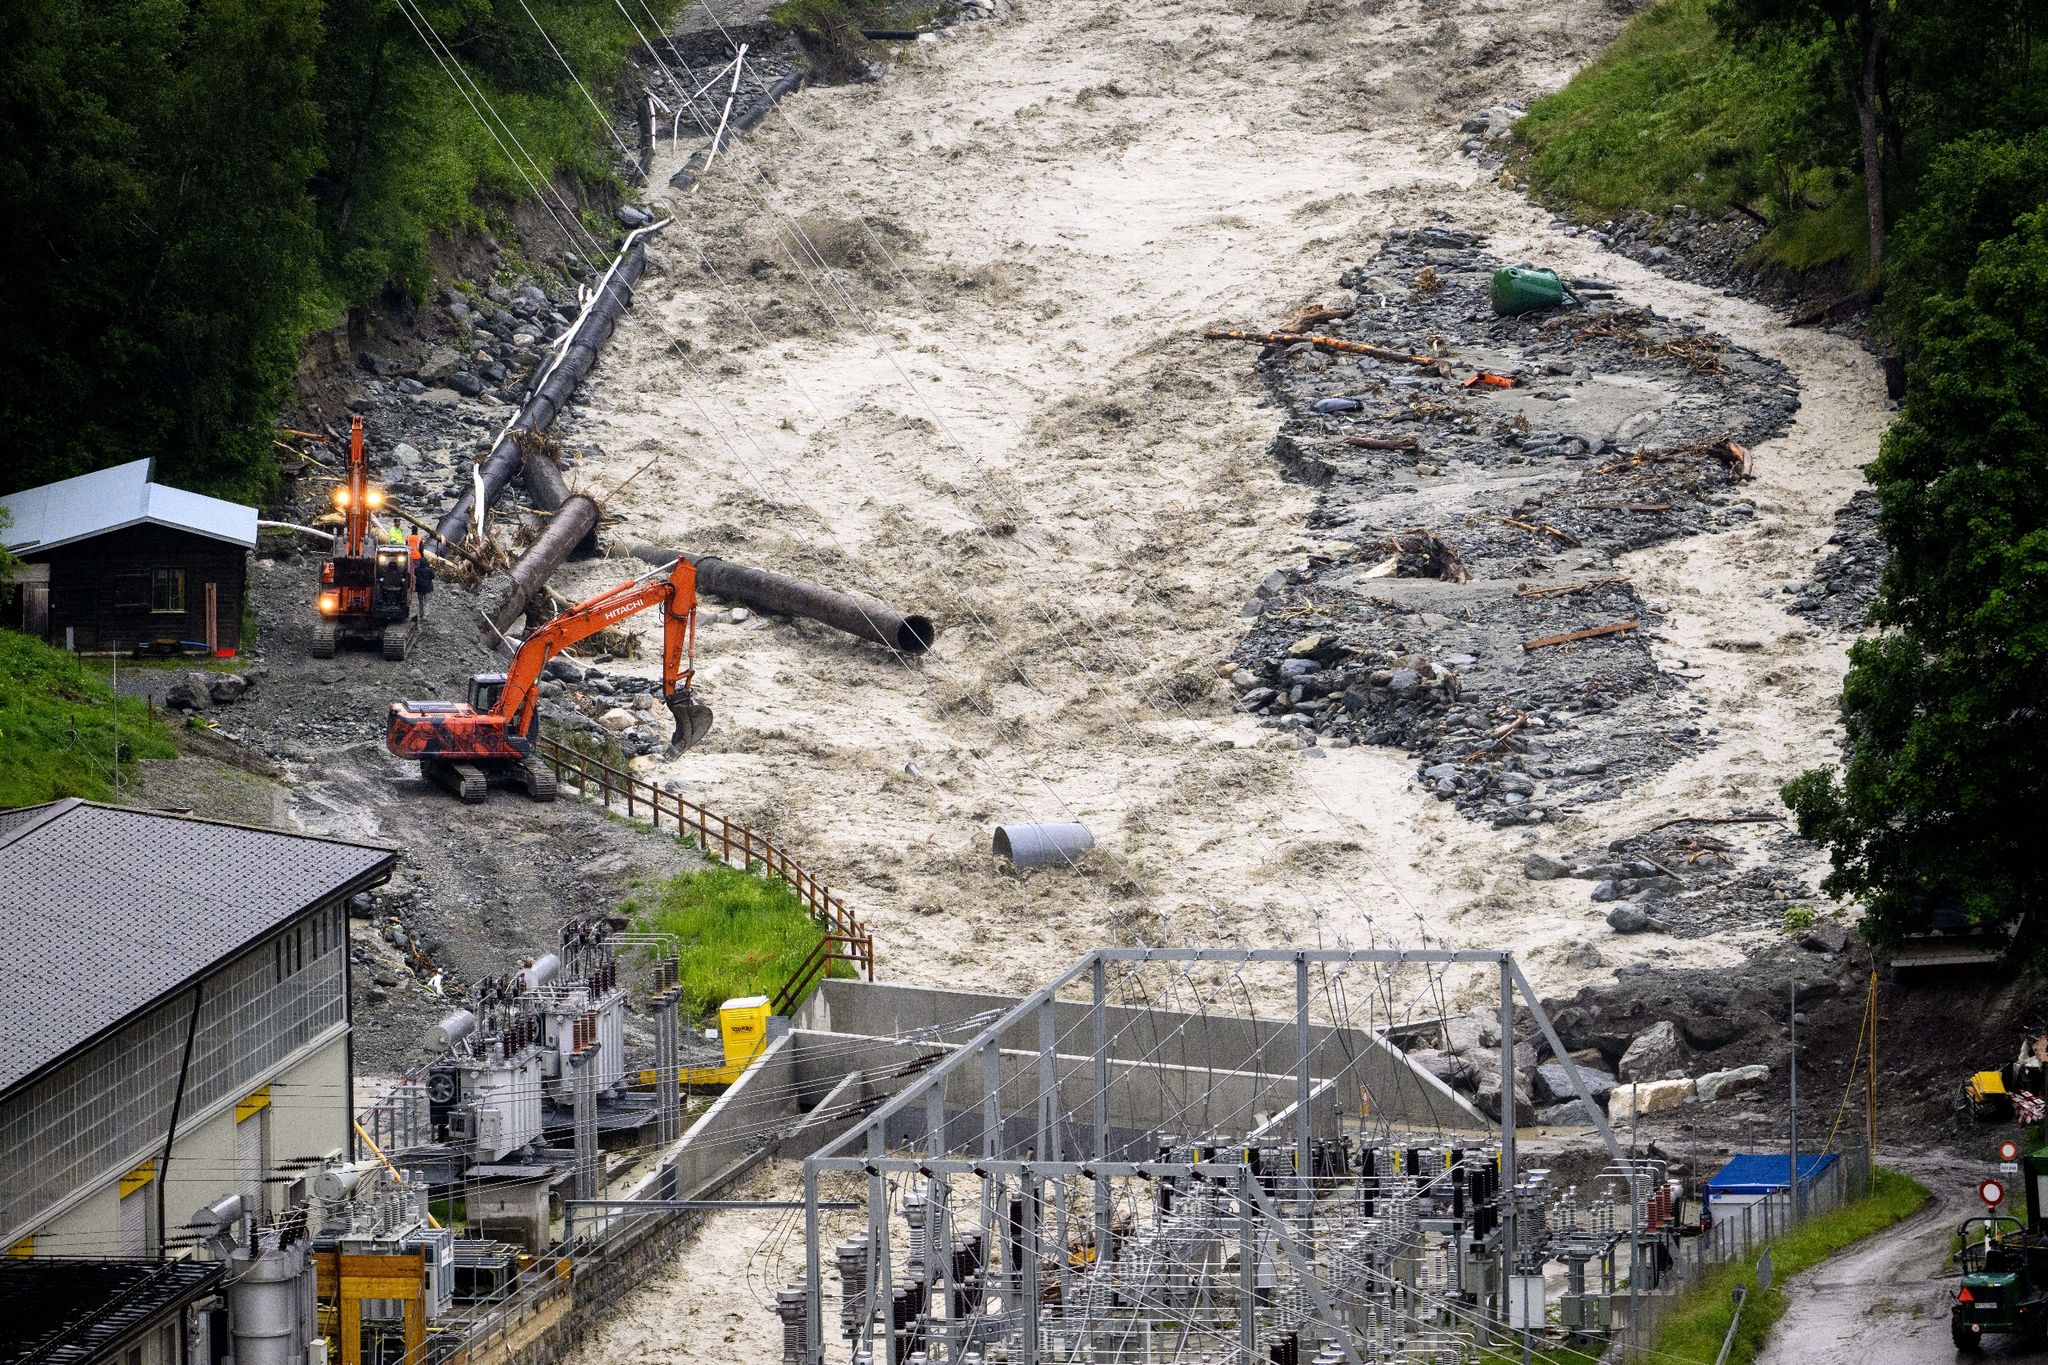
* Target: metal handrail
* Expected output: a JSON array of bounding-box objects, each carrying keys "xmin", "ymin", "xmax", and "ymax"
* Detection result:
[{"xmin": 534, "ymin": 735, "xmax": 876, "ymax": 1006}]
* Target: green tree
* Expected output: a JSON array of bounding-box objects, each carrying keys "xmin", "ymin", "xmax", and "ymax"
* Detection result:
[
  {"xmin": 0, "ymin": 0, "xmax": 323, "ymax": 501},
  {"xmin": 1711, "ymin": 0, "xmax": 1892, "ymax": 276},
  {"xmin": 1785, "ymin": 209, "xmax": 2048, "ymax": 956}
]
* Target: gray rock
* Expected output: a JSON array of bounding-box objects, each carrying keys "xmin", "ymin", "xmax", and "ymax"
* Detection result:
[
  {"xmin": 1423, "ymin": 762, "xmax": 1460, "ymax": 782},
  {"xmin": 1523, "ymin": 852, "xmax": 1574, "ymax": 881},
  {"xmin": 1497, "ymin": 772, "xmax": 1536, "ymax": 796},
  {"xmin": 165, "ymin": 673, "xmax": 213, "ymax": 711},
  {"xmin": 1696, "ymin": 1064, "xmax": 1770, "ymax": 1104},
  {"xmin": 1311, "ymin": 396, "xmax": 1362, "ymax": 414},
  {"xmin": 545, "ymin": 657, "xmax": 586, "ymax": 683},
  {"xmin": 207, "ymin": 674, "xmax": 249, "ymax": 704},
  {"xmin": 1536, "ymin": 1099, "xmax": 1598, "ymax": 1126},
  {"xmin": 1406, "ymin": 1048, "xmax": 1476, "ymax": 1089},
  {"xmin": 1439, "ymin": 1014, "xmax": 1491, "ymax": 1057},
  {"xmin": 1606, "ymin": 904, "xmax": 1662, "ymax": 934},
  {"xmin": 1619, "ymin": 1021, "xmax": 1685, "ymax": 1081},
  {"xmin": 448, "ymin": 371, "xmax": 486, "ymax": 398},
  {"xmin": 1797, "ymin": 924, "xmax": 1850, "ymax": 954},
  {"xmin": 1387, "ymin": 668, "xmax": 1421, "ymax": 696},
  {"xmin": 618, "ymin": 204, "xmax": 653, "ymax": 228},
  {"xmin": 1536, "ymin": 1061, "xmax": 1617, "ymax": 1104},
  {"xmin": 1591, "ymin": 880, "xmax": 1621, "ymax": 903}
]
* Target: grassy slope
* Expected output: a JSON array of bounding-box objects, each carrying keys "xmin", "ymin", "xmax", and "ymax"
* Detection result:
[
  {"xmin": 0, "ymin": 629, "xmax": 177, "ymax": 806},
  {"xmin": 625, "ymin": 863, "xmax": 852, "ymax": 1019},
  {"xmin": 1651, "ymin": 1167, "xmax": 1931, "ymax": 1365},
  {"xmin": 1516, "ymin": 0, "xmax": 1864, "ymax": 275}
]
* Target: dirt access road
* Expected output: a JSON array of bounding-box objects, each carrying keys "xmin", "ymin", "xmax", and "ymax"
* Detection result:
[
  {"xmin": 549, "ymin": 0, "xmax": 1887, "ymax": 1024},
  {"xmin": 1756, "ymin": 1159, "xmax": 2041, "ymax": 1365}
]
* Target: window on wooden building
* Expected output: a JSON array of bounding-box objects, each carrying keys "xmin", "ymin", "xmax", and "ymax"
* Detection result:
[{"xmin": 150, "ymin": 568, "xmax": 185, "ymax": 613}]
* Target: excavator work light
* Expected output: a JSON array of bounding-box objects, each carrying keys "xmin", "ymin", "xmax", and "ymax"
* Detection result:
[
  {"xmin": 318, "ymin": 592, "xmax": 340, "ymax": 615},
  {"xmin": 365, "ymin": 487, "xmax": 385, "ymax": 510},
  {"xmin": 334, "ymin": 487, "xmax": 351, "ymax": 508}
]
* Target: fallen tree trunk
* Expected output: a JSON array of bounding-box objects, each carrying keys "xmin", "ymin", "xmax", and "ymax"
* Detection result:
[
  {"xmin": 631, "ymin": 543, "xmax": 936, "ymax": 656},
  {"xmin": 1201, "ymin": 328, "xmax": 1438, "ymax": 366},
  {"xmin": 430, "ymin": 218, "xmax": 668, "ymax": 553}
]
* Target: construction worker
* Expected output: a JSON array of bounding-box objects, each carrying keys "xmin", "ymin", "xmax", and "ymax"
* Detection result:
[
  {"xmin": 406, "ymin": 530, "xmax": 422, "ymax": 563},
  {"xmin": 413, "ymin": 553, "xmax": 435, "ymax": 621}
]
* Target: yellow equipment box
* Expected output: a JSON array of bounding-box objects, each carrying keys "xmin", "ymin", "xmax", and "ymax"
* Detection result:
[{"xmin": 641, "ymin": 995, "xmax": 775, "ymax": 1089}]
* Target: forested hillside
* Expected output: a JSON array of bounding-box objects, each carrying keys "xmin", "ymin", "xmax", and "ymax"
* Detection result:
[
  {"xmin": 0, "ymin": 0, "xmax": 678, "ymax": 502},
  {"xmin": 1524, "ymin": 0, "xmax": 2048, "ymax": 961}
]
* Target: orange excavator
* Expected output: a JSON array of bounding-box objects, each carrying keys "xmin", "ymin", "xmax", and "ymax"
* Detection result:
[
  {"xmin": 314, "ymin": 416, "xmax": 414, "ymax": 660},
  {"xmin": 385, "ymin": 559, "xmax": 714, "ymax": 802}
]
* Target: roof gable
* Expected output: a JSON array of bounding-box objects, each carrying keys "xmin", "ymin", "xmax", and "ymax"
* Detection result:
[
  {"xmin": 1, "ymin": 461, "xmax": 257, "ymax": 554},
  {"xmin": 0, "ymin": 801, "xmax": 394, "ymax": 1093}
]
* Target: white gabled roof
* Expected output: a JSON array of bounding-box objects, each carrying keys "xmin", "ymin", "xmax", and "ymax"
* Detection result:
[{"xmin": 0, "ymin": 458, "xmax": 257, "ymax": 554}]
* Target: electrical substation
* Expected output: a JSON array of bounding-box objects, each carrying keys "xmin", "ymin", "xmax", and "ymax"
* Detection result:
[{"xmin": 788, "ymin": 948, "xmax": 1676, "ymax": 1365}]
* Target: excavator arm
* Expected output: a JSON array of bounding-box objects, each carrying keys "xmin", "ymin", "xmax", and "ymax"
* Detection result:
[{"xmin": 495, "ymin": 558, "xmax": 711, "ymax": 754}]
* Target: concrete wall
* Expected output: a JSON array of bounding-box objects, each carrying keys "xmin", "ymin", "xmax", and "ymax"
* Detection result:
[{"xmin": 796, "ymin": 978, "xmax": 1485, "ymax": 1134}]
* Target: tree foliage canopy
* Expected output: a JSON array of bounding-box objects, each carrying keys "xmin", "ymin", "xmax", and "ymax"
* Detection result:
[
  {"xmin": 1787, "ymin": 209, "xmax": 2048, "ymax": 954},
  {"xmin": 0, "ymin": 0, "xmax": 671, "ymax": 502}
]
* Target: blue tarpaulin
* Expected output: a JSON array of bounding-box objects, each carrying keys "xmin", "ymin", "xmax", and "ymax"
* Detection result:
[{"xmin": 1704, "ymin": 1153, "xmax": 1838, "ymax": 1196}]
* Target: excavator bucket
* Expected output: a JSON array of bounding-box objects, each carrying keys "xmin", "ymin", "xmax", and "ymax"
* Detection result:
[{"xmin": 664, "ymin": 688, "xmax": 714, "ymax": 757}]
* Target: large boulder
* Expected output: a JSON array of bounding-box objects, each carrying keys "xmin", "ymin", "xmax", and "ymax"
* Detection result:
[
  {"xmin": 1471, "ymin": 1060, "xmax": 1533, "ymax": 1121},
  {"xmin": 1536, "ymin": 1099, "xmax": 1599, "ymax": 1127},
  {"xmin": 165, "ymin": 672, "xmax": 213, "ymax": 711},
  {"xmin": 1439, "ymin": 1014, "xmax": 1495, "ymax": 1057},
  {"xmin": 1697, "ymin": 1065, "xmax": 1771, "ymax": 1104},
  {"xmin": 1610, "ymin": 1078, "xmax": 1696, "ymax": 1115},
  {"xmin": 1523, "ymin": 851, "xmax": 1574, "ymax": 880},
  {"xmin": 1406, "ymin": 1048, "xmax": 1477, "ymax": 1090},
  {"xmin": 208, "ymin": 673, "xmax": 249, "ymax": 705},
  {"xmin": 1619, "ymin": 1021, "xmax": 1686, "ymax": 1081},
  {"xmin": 1536, "ymin": 1061, "xmax": 1617, "ymax": 1105}
]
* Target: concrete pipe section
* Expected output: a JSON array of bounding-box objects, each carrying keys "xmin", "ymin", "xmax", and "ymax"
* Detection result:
[{"xmin": 992, "ymin": 822, "xmax": 1095, "ymax": 870}]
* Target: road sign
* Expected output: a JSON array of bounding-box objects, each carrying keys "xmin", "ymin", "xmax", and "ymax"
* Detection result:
[
  {"xmin": 1757, "ymin": 1247, "xmax": 1774, "ymax": 1290},
  {"xmin": 2000, "ymin": 1139, "xmax": 2021, "ymax": 1162},
  {"xmin": 1981, "ymin": 1178, "xmax": 2007, "ymax": 1210}
]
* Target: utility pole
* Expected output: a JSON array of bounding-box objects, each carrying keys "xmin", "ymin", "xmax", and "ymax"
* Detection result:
[{"xmin": 1789, "ymin": 981, "xmax": 1800, "ymax": 1222}]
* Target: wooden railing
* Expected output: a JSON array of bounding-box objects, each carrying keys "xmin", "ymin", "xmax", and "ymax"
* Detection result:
[{"xmin": 534, "ymin": 735, "xmax": 875, "ymax": 1006}]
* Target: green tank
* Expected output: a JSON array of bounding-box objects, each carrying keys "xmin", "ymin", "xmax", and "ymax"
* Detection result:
[{"xmin": 1492, "ymin": 266, "xmax": 1570, "ymax": 316}]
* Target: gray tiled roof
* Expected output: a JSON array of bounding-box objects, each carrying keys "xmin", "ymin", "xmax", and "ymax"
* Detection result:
[
  {"xmin": 0, "ymin": 458, "xmax": 257, "ymax": 554},
  {"xmin": 0, "ymin": 800, "xmax": 394, "ymax": 1093}
]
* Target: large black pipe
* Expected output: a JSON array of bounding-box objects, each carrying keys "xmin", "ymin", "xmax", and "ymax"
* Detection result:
[
  {"xmin": 430, "ymin": 224, "xmax": 662, "ymax": 553},
  {"xmin": 489, "ymin": 494, "xmax": 603, "ymax": 636},
  {"xmin": 631, "ymin": 542, "xmax": 935, "ymax": 656}
]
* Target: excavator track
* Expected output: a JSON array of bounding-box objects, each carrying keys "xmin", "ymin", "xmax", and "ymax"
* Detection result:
[
  {"xmin": 310, "ymin": 620, "xmax": 337, "ymax": 659},
  {"xmin": 516, "ymin": 758, "xmax": 558, "ymax": 802},
  {"xmin": 381, "ymin": 624, "xmax": 410, "ymax": 662},
  {"xmin": 423, "ymin": 759, "xmax": 487, "ymax": 804}
]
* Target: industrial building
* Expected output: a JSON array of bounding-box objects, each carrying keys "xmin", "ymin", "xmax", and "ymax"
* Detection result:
[
  {"xmin": 0, "ymin": 799, "xmax": 393, "ymax": 1363},
  {"xmin": 0, "ymin": 458, "xmax": 258, "ymax": 653}
]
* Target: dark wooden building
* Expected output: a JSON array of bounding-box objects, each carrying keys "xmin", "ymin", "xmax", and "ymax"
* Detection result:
[{"xmin": 1, "ymin": 459, "xmax": 257, "ymax": 654}]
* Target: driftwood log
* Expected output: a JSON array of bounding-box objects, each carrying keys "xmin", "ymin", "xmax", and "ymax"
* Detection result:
[{"xmin": 631, "ymin": 543, "xmax": 935, "ymax": 656}]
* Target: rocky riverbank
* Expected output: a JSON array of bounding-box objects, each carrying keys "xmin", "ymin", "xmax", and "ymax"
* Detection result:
[{"xmin": 1226, "ymin": 225, "xmax": 1797, "ymax": 829}]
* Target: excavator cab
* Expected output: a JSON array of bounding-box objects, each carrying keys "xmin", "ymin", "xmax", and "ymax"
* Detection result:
[{"xmin": 469, "ymin": 673, "xmax": 509, "ymax": 714}]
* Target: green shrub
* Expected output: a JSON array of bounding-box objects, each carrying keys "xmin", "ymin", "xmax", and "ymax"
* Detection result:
[
  {"xmin": 624, "ymin": 863, "xmax": 851, "ymax": 1020},
  {"xmin": 0, "ymin": 629, "xmax": 177, "ymax": 806},
  {"xmin": 1782, "ymin": 905, "xmax": 1817, "ymax": 932}
]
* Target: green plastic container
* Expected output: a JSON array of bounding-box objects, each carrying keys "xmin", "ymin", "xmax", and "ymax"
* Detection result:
[{"xmin": 1492, "ymin": 266, "xmax": 1569, "ymax": 317}]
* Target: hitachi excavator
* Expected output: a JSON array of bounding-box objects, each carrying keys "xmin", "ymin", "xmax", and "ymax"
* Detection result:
[
  {"xmin": 314, "ymin": 416, "xmax": 414, "ymax": 660},
  {"xmin": 385, "ymin": 559, "xmax": 714, "ymax": 802}
]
